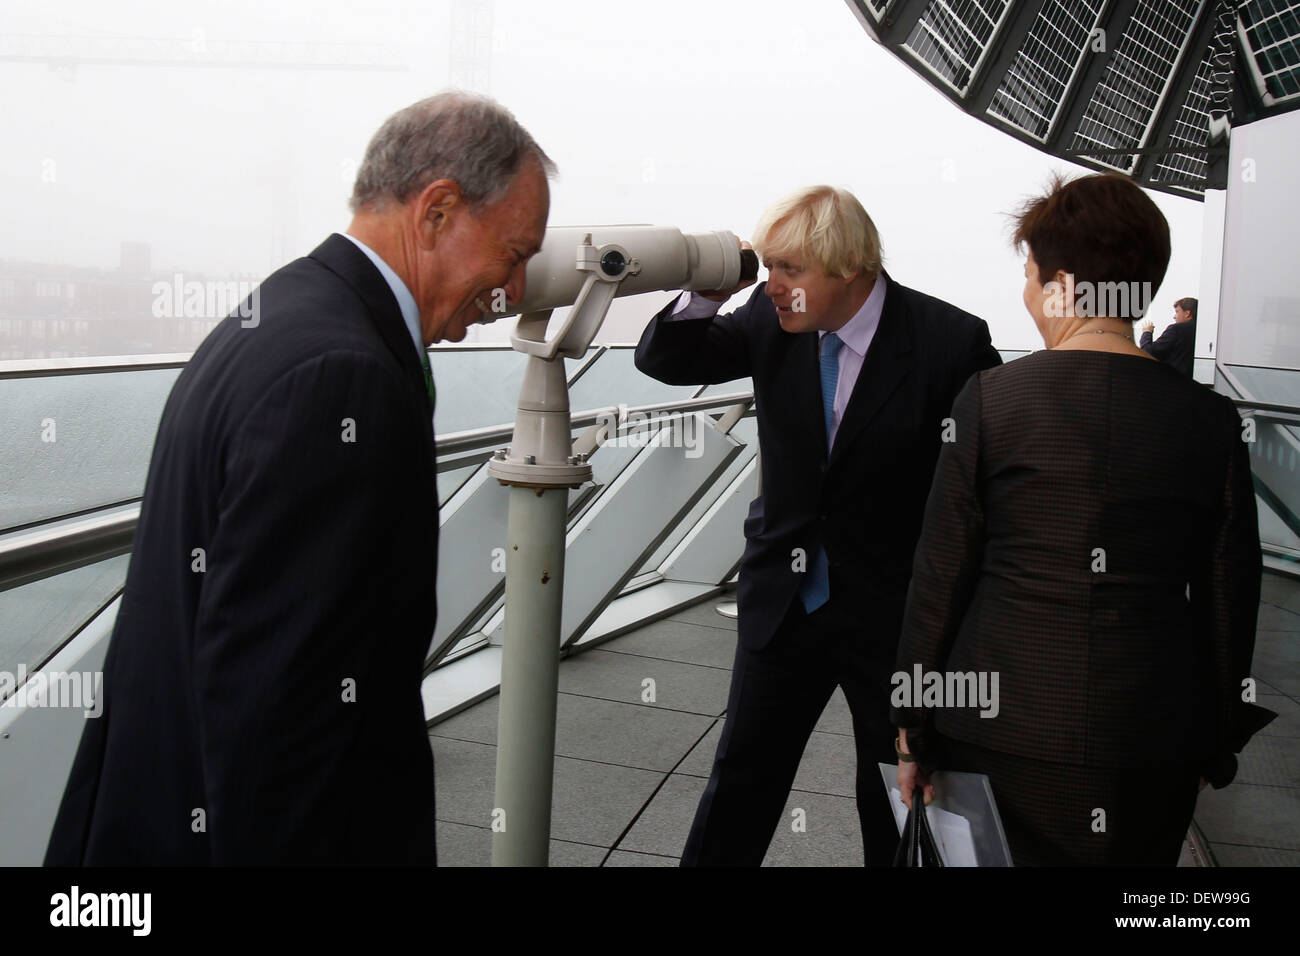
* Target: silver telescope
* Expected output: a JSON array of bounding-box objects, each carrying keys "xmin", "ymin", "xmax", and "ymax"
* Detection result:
[
  {"xmin": 505, "ymin": 225, "xmax": 753, "ymax": 316},
  {"xmin": 489, "ymin": 225, "xmax": 757, "ymax": 361},
  {"xmin": 484, "ymin": 223, "xmax": 756, "ymax": 867}
]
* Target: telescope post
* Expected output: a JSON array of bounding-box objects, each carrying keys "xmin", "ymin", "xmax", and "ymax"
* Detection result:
[{"xmin": 488, "ymin": 342, "xmax": 591, "ymax": 866}]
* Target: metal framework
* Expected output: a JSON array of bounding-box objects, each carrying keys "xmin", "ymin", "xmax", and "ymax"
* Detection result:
[{"xmin": 844, "ymin": 0, "xmax": 1300, "ymax": 197}]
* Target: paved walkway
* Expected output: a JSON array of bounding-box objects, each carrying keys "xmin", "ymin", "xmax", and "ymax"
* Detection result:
[{"xmin": 430, "ymin": 572, "xmax": 1300, "ymax": 866}]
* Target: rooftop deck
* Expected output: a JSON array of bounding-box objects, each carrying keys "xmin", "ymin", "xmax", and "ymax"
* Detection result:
[{"xmin": 430, "ymin": 571, "xmax": 1300, "ymax": 866}]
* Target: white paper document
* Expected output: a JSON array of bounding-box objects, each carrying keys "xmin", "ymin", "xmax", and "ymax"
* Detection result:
[{"xmin": 888, "ymin": 786, "xmax": 979, "ymax": 867}]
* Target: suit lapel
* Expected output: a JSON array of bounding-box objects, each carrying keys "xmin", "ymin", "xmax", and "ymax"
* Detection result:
[
  {"xmin": 308, "ymin": 233, "xmax": 429, "ymax": 406},
  {"xmin": 827, "ymin": 272, "xmax": 914, "ymax": 467}
]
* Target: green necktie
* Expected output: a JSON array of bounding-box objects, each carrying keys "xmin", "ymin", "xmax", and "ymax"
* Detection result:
[{"xmin": 421, "ymin": 351, "xmax": 437, "ymax": 412}]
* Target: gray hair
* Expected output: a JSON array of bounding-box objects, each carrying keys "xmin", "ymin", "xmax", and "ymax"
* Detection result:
[{"xmin": 349, "ymin": 90, "xmax": 556, "ymax": 213}]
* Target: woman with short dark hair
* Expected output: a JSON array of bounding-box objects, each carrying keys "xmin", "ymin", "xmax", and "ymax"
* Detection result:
[{"xmin": 893, "ymin": 172, "xmax": 1266, "ymax": 866}]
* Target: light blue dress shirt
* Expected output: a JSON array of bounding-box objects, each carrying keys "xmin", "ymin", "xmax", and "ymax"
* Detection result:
[{"xmin": 339, "ymin": 232, "xmax": 427, "ymax": 370}]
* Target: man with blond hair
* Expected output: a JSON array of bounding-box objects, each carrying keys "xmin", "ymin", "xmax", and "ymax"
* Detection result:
[{"xmin": 635, "ymin": 185, "xmax": 1000, "ymax": 865}]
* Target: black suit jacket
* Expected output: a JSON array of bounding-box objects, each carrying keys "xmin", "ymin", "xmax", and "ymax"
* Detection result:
[
  {"xmin": 894, "ymin": 350, "xmax": 1261, "ymax": 778},
  {"xmin": 45, "ymin": 234, "xmax": 439, "ymax": 865},
  {"xmin": 1140, "ymin": 318, "xmax": 1196, "ymax": 377},
  {"xmin": 635, "ymin": 274, "xmax": 1001, "ymax": 652}
]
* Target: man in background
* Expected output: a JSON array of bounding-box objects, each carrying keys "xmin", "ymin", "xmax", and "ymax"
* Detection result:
[
  {"xmin": 45, "ymin": 92, "xmax": 553, "ymax": 865},
  {"xmin": 635, "ymin": 185, "xmax": 1000, "ymax": 865},
  {"xmin": 1140, "ymin": 297, "xmax": 1197, "ymax": 377}
]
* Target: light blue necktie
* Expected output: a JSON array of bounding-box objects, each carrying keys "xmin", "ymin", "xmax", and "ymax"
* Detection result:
[{"xmin": 799, "ymin": 332, "xmax": 842, "ymax": 614}]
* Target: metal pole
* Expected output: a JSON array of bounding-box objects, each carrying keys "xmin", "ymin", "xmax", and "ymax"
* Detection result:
[
  {"xmin": 487, "ymin": 352, "xmax": 588, "ymax": 866},
  {"xmin": 491, "ymin": 482, "xmax": 569, "ymax": 866}
]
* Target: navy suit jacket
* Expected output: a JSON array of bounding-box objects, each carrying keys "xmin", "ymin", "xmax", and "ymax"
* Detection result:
[
  {"xmin": 44, "ymin": 234, "xmax": 439, "ymax": 865},
  {"xmin": 1140, "ymin": 319, "xmax": 1196, "ymax": 378},
  {"xmin": 634, "ymin": 275, "xmax": 1001, "ymax": 652}
]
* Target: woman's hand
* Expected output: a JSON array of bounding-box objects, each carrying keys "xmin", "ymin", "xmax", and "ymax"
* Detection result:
[{"xmin": 896, "ymin": 729, "xmax": 934, "ymax": 810}]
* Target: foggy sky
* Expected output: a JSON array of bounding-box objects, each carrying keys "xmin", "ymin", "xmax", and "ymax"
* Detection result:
[{"xmin": 0, "ymin": 0, "xmax": 1207, "ymax": 352}]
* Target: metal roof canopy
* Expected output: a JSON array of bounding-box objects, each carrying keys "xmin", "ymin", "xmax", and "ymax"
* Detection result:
[{"xmin": 844, "ymin": 0, "xmax": 1300, "ymax": 198}]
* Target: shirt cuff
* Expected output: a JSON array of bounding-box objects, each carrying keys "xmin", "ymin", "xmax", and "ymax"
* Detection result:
[{"xmin": 667, "ymin": 291, "xmax": 725, "ymax": 321}]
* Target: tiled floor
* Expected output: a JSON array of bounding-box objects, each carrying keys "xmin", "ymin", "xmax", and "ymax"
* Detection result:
[
  {"xmin": 430, "ymin": 573, "xmax": 1300, "ymax": 866},
  {"xmin": 1193, "ymin": 572, "xmax": 1300, "ymax": 865}
]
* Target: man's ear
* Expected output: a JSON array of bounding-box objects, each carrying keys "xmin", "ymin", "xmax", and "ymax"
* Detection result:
[{"xmin": 413, "ymin": 179, "xmax": 461, "ymax": 250}]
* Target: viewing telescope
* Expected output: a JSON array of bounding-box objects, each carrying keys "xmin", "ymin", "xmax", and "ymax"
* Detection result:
[
  {"xmin": 486, "ymin": 223, "xmax": 755, "ymax": 868},
  {"xmin": 486, "ymin": 225, "xmax": 759, "ymax": 360}
]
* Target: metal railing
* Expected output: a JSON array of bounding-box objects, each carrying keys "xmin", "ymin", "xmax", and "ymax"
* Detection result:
[{"xmin": 0, "ymin": 392, "xmax": 756, "ymax": 595}]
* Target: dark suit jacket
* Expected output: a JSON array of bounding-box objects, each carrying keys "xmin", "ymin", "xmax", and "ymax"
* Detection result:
[
  {"xmin": 893, "ymin": 349, "xmax": 1261, "ymax": 778},
  {"xmin": 1140, "ymin": 318, "xmax": 1196, "ymax": 377},
  {"xmin": 634, "ymin": 274, "xmax": 1001, "ymax": 652},
  {"xmin": 45, "ymin": 234, "xmax": 439, "ymax": 865}
]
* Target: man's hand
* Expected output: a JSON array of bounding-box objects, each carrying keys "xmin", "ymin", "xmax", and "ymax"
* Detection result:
[
  {"xmin": 696, "ymin": 240, "xmax": 756, "ymax": 303},
  {"xmin": 1140, "ymin": 320, "xmax": 1155, "ymax": 335}
]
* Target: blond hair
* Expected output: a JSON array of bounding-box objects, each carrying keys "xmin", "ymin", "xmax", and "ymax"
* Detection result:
[{"xmin": 753, "ymin": 185, "xmax": 882, "ymax": 281}]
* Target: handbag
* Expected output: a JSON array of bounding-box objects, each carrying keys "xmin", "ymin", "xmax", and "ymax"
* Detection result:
[{"xmin": 892, "ymin": 792, "xmax": 945, "ymax": 867}]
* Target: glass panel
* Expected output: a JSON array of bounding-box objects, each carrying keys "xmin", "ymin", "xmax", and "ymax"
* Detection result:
[
  {"xmin": 1224, "ymin": 365, "xmax": 1300, "ymax": 407},
  {"xmin": 0, "ymin": 368, "xmax": 178, "ymax": 532},
  {"xmin": 428, "ymin": 349, "xmax": 528, "ymax": 434},
  {"xmin": 1258, "ymin": 495, "xmax": 1300, "ymax": 557},
  {"xmin": 0, "ymin": 554, "xmax": 129, "ymax": 682},
  {"xmin": 437, "ymin": 462, "xmax": 482, "ymax": 506},
  {"xmin": 567, "ymin": 347, "xmax": 698, "ymax": 412}
]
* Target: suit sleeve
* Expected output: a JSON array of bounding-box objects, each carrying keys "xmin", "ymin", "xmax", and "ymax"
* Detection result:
[
  {"xmin": 955, "ymin": 316, "xmax": 1002, "ymax": 394},
  {"xmin": 893, "ymin": 373, "xmax": 987, "ymax": 740},
  {"xmin": 1196, "ymin": 400, "xmax": 1263, "ymax": 787},
  {"xmin": 191, "ymin": 350, "xmax": 429, "ymax": 863},
  {"xmin": 1140, "ymin": 324, "xmax": 1180, "ymax": 361},
  {"xmin": 633, "ymin": 285, "xmax": 761, "ymax": 385}
]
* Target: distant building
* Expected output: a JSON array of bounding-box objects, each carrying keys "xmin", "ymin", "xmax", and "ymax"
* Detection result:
[{"xmin": 0, "ymin": 241, "xmax": 259, "ymax": 360}]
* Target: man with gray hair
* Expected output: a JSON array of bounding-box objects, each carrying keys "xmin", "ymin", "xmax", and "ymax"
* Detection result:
[{"xmin": 45, "ymin": 91, "xmax": 553, "ymax": 865}]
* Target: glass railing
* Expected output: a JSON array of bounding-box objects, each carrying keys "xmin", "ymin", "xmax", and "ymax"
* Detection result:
[
  {"xmin": 1217, "ymin": 363, "xmax": 1300, "ymax": 569},
  {"xmin": 5, "ymin": 348, "xmax": 1294, "ymax": 692},
  {"xmin": 0, "ymin": 345, "xmax": 754, "ymax": 682}
]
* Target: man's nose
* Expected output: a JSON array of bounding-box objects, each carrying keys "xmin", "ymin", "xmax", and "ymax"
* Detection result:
[
  {"xmin": 504, "ymin": 264, "xmax": 527, "ymax": 308},
  {"xmin": 766, "ymin": 274, "xmax": 785, "ymax": 296}
]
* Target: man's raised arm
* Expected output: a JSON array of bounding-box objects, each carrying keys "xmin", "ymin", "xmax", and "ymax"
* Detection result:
[{"xmin": 634, "ymin": 242, "xmax": 759, "ymax": 386}]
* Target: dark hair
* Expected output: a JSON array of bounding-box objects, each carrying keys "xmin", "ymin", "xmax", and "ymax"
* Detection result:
[
  {"xmin": 1012, "ymin": 172, "xmax": 1171, "ymax": 319},
  {"xmin": 1175, "ymin": 297, "xmax": 1198, "ymax": 320}
]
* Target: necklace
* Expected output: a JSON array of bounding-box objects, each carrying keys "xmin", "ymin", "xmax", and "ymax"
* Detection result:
[{"xmin": 1059, "ymin": 327, "xmax": 1135, "ymax": 345}]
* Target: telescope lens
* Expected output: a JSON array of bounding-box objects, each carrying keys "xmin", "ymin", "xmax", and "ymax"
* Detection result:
[{"xmin": 599, "ymin": 249, "xmax": 627, "ymax": 277}]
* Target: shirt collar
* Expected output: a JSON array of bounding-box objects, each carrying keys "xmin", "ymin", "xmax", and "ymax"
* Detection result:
[
  {"xmin": 339, "ymin": 232, "xmax": 425, "ymax": 365},
  {"xmin": 819, "ymin": 271, "xmax": 887, "ymax": 357}
]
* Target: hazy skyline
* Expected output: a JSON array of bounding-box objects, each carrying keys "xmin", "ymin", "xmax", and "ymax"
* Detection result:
[{"xmin": 1, "ymin": 0, "xmax": 1208, "ymax": 352}]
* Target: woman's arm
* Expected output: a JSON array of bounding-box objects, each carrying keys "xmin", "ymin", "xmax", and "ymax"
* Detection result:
[
  {"xmin": 1196, "ymin": 399, "xmax": 1263, "ymax": 787},
  {"xmin": 893, "ymin": 372, "xmax": 988, "ymax": 776}
]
